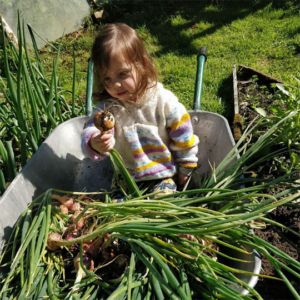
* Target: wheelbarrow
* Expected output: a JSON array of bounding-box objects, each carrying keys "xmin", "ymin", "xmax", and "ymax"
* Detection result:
[{"xmin": 0, "ymin": 47, "xmax": 261, "ymax": 294}]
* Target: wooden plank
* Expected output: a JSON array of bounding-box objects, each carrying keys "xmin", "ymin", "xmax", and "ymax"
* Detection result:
[
  {"xmin": 238, "ymin": 64, "xmax": 284, "ymax": 85},
  {"xmin": 233, "ymin": 64, "xmax": 239, "ymax": 115},
  {"xmin": 0, "ymin": 14, "xmax": 18, "ymax": 48}
]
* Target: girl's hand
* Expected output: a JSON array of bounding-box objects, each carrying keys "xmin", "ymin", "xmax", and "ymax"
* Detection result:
[
  {"xmin": 178, "ymin": 172, "xmax": 189, "ymax": 188},
  {"xmin": 89, "ymin": 130, "xmax": 115, "ymax": 154}
]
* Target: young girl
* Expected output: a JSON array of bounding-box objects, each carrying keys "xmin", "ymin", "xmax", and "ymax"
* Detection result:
[{"xmin": 82, "ymin": 23, "xmax": 199, "ymax": 196}]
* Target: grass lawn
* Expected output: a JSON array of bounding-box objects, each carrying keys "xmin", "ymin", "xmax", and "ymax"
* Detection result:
[{"xmin": 39, "ymin": 0, "xmax": 300, "ymax": 122}]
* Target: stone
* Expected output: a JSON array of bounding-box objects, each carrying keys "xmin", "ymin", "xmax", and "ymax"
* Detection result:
[{"xmin": 94, "ymin": 10, "xmax": 104, "ymax": 20}]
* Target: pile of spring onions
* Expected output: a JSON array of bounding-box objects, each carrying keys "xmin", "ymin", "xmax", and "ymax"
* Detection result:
[{"xmin": 1, "ymin": 113, "xmax": 300, "ymax": 299}]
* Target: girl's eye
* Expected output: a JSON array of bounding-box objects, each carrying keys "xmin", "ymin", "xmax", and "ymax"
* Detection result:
[
  {"xmin": 120, "ymin": 71, "xmax": 129, "ymax": 77},
  {"xmin": 103, "ymin": 77, "xmax": 112, "ymax": 87}
]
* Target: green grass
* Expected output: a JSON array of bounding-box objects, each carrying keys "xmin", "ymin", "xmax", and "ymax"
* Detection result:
[{"xmin": 38, "ymin": 0, "xmax": 300, "ymax": 121}]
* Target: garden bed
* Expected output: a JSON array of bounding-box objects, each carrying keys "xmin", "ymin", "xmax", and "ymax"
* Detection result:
[
  {"xmin": 255, "ymin": 206, "xmax": 300, "ymax": 299},
  {"xmin": 233, "ymin": 65, "xmax": 300, "ymax": 300},
  {"xmin": 234, "ymin": 64, "xmax": 284, "ymax": 125}
]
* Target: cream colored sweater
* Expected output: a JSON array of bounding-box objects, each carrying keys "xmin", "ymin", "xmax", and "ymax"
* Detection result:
[{"xmin": 82, "ymin": 83, "xmax": 199, "ymax": 181}]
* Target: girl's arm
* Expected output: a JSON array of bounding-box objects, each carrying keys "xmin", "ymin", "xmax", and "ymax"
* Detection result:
[
  {"xmin": 81, "ymin": 101, "xmax": 115, "ymax": 161},
  {"xmin": 164, "ymin": 92, "xmax": 199, "ymax": 172},
  {"xmin": 81, "ymin": 118, "xmax": 111, "ymax": 161}
]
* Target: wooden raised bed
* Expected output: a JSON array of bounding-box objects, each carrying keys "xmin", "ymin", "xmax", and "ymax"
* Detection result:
[
  {"xmin": 232, "ymin": 65, "xmax": 300, "ymax": 300},
  {"xmin": 232, "ymin": 64, "xmax": 284, "ymax": 142}
]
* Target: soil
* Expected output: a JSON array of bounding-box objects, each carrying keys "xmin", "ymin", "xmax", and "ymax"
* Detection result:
[
  {"xmin": 255, "ymin": 206, "xmax": 300, "ymax": 300},
  {"xmin": 235, "ymin": 66, "xmax": 300, "ymax": 299},
  {"xmin": 237, "ymin": 65, "xmax": 283, "ymax": 125}
]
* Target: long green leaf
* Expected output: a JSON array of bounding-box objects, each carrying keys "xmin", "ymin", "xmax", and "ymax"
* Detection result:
[
  {"xmin": 5, "ymin": 140, "xmax": 17, "ymax": 181},
  {"xmin": 72, "ymin": 48, "xmax": 76, "ymax": 117},
  {"xmin": 53, "ymin": 68, "xmax": 63, "ymax": 124},
  {"xmin": 0, "ymin": 139, "xmax": 9, "ymax": 177},
  {"xmin": 0, "ymin": 167, "xmax": 6, "ymax": 194},
  {"xmin": 205, "ymin": 111, "xmax": 298, "ymax": 188},
  {"xmin": 109, "ymin": 149, "xmax": 142, "ymax": 197},
  {"xmin": 0, "ymin": 190, "xmax": 51, "ymax": 297},
  {"xmin": 22, "ymin": 21, "xmax": 42, "ymax": 145},
  {"xmin": 131, "ymin": 238, "xmax": 188, "ymax": 299},
  {"xmin": 23, "ymin": 24, "xmax": 56, "ymax": 128},
  {"xmin": 47, "ymin": 35, "xmax": 64, "ymax": 125}
]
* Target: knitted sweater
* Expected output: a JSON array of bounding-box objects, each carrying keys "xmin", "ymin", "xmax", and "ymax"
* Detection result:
[{"xmin": 81, "ymin": 83, "xmax": 199, "ymax": 181}]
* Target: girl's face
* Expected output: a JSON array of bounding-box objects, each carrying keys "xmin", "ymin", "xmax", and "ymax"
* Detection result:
[{"xmin": 101, "ymin": 56, "xmax": 138, "ymax": 102}]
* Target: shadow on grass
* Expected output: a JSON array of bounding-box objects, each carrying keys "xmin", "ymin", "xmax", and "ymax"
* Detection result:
[
  {"xmin": 100, "ymin": 0, "xmax": 292, "ymax": 57},
  {"xmin": 92, "ymin": 0, "xmax": 299, "ymax": 118},
  {"xmin": 217, "ymin": 72, "xmax": 234, "ymax": 122}
]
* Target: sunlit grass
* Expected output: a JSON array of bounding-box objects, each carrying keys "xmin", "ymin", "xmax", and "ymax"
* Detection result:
[{"xmin": 37, "ymin": 1, "xmax": 300, "ymax": 121}]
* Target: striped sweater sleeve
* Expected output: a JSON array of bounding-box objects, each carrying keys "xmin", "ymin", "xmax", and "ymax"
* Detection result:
[
  {"xmin": 165, "ymin": 94, "xmax": 199, "ymax": 169},
  {"xmin": 81, "ymin": 116, "xmax": 111, "ymax": 161}
]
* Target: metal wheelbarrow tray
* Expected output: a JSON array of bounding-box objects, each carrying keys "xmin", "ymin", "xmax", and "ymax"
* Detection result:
[{"xmin": 0, "ymin": 47, "xmax": 261, "ymax": 294}]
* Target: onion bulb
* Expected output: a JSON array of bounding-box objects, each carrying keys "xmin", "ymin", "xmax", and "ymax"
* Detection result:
[
  {"xmin": 93, "ymin": 111, "xmax": 115, "ymax": 133},
  {"xmin": 59, "ymin": 205, "xmax": 69, "ymax": 214},
  {"xmin": 69, "ymin": 211, "xmax": 86, "ymax": 230},
  {"xmin": 47, "ymin": 232, "xmax": 62, "ymax": 251},
  {"xmin": 52, "ymin": 194, "xmax": 74, "ymax": 209},
  {"xmin": 70, "ymin": 202, "xmax": 81, "ymax": 213}
]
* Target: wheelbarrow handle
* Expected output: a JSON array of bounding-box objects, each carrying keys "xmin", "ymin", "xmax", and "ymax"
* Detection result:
[
  {"xmin": 85, "ymin": 58, "xmax": 94, "ymax": 116},
  {"xmin": 193, "ymin": 46, "xmax": 207, "ymax": 110}
]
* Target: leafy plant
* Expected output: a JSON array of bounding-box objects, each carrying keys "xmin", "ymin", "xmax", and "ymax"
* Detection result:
[
  {"xmin": 270, "ymin": 81, "xmax": 300, "ymax": 148},
  {"xmin": 0, "ymin": 14, "xmax": 84, "ymax": 194},
  {"xmin": 1, "ymin": 119, "xmax": 300, "ymax": 299},
  {"xmin": 238, "ymin": 72, "xmax": 300, "ymax": 174},
  {"xmin": 259, "ymin": 80, "xmax": 300, "ymax": 173}
]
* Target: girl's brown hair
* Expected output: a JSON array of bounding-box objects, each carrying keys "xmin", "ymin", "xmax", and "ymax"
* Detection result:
[{"xmin": 91, "ymin": 23, "xmax": 158, "ymax": 101}]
